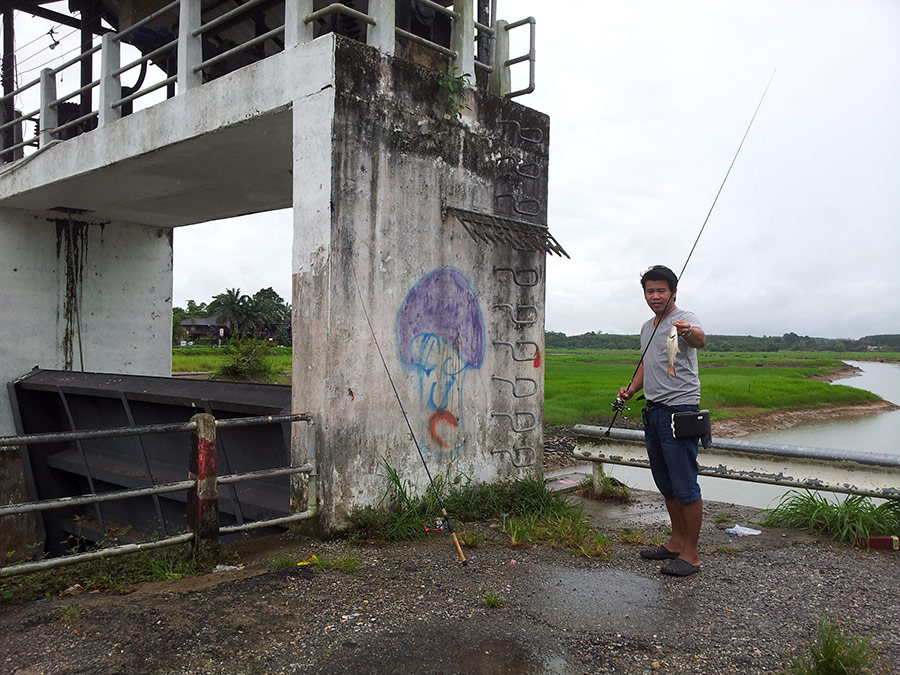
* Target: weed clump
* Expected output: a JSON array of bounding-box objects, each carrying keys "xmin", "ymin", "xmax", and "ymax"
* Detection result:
[
  {"xmin": 786, "ymin": 615, "xmax": 879, "ymax": 674},
  {"xmin": 480, "ymin": 586, "xmax": 506, "ymax": 608},
  {"xmin": 761, "ymin": 490, "xmax": 900, "ymax": 547},
  {"xmin": 575, "ymin": 472, "xmax": 633, "ymax": 503}
]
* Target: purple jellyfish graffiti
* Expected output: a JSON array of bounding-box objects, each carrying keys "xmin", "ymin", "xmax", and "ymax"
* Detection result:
[{"xmin": 397, "ymin": 267, "xmax": 485, "ymax": 458}]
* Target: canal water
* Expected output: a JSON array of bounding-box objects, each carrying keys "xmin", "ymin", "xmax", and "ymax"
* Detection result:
[{"xmin": 601, "ymin": 360, "xmax": 900, "ymax": 510}]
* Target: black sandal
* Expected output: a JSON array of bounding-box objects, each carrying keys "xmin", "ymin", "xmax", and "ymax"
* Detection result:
[{"xmin": 639, "ymin": 545, "xmax": 680, "ymax": 560}]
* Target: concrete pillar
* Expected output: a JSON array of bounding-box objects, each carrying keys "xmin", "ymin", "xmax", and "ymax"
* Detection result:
[
  {"xmin": 451, "ymin": 0, "xmax": 475, "ymax": 75},
  {"xmin": 367, "ymin": 0, "xmax": 396, "ymax": 55},
  {"xmin": 39, "ymin": 69, "xmax": 57, "ymax": 147},
  {"xmin": 290, "ymin": 77, "xmax": 334, "ymax": 532},
  {"xmin": 488, "ymin": 19, "xmax": 510, "ymax": 96},
  {"xmin": 284, "ymin": 0, "xmax": 315, "ymax": 49},
  {"xmin": 291, "ymin": 38, "xmax": 549, "ymax": 532},
  {"xmin": 178, "ymin": 0, "xmax": 202, "ymax": 92},
  {"xmin": 98, "ymin": 33, "xmax": 121, "ymax": 127}
]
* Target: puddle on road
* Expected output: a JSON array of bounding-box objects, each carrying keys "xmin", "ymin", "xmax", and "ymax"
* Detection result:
[
  {"xmin": 524, "ymin": 565, "xmax": 688, "ymax": 636},
  {"xmin": 457, "ymin": 640, "xmax": 570, "ymax": 674}
]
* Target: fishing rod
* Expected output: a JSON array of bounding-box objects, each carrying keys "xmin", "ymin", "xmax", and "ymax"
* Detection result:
[
  {"xmin": 352, "ymin": 269, "xmax": 468, "ymax": 565},
  {"xmin": 606, "ymin": 69, "xmax": 777, "ymax": 436}
]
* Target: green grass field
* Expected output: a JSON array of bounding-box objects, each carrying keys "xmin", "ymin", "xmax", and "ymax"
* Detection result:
[
  {"xmin": 172, "ymin": 346, "xmax": 898, "ymax": 428},
  {"xmin": 544, "ymin": 350, "xmax": 897, "ymax": 427}
]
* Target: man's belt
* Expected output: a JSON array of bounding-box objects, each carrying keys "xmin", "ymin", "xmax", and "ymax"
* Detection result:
[{"xmin": 644, "ymin": 400, "xmax": 691, "ymax": 413}]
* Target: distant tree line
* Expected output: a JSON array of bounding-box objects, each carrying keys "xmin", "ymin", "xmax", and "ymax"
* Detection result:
[
  {"xmin": 545, "ymin": 331, "xmax": 900, "ymax": 352},
  {"xmin": 173, "ymin": 287, "xmax": 291, "ymax": 345}
]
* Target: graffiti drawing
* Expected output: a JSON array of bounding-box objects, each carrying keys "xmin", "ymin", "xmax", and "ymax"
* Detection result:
[{"xmin": 397, "ymin": 267, "xmax": 485, "ymax": 457}]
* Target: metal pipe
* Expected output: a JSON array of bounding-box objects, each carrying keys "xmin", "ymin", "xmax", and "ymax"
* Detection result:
[
  {"xmin": 194, "ymin": 0, "xmax": 276, "ymax": 37},
  {"xmin": 504, "ymin": 16, "xmax": 535, "ymax": 98},
  {"xmin": 0, "ymin": 479, "xmax": 194, "ymax": 517},
  {"xmin": 574, "ymin": 424, "xmax": 900, "ymax": 500},
  {"xmin": 194, "ymin": 25, "xmax": 285, "ymax": 73},
  {"xmin": 0, "ymin": 464, "xmax": 314, "ymax": 518},
  {"xmin": 48, "ymin": 44, "xmax": 102, "ymax": 78},
  {"xmin": 113, "ymin": 38, "xmax": 178, "ymax": 78},
  {"xmin": 0, "ymin": 412, "xmax": 311, "ymax": 449},
  {"xmin": 474, "ymin": 21, "xmax": 494, "ymax": 36},
  {"xmin": 394, "ymin": 27, "xmax": 457, "ymax": 58},
  {"xmin": 113, "ymin": 76, "xmax": 177, "ymax": 108},
  {"xmin": 0, "ymin": 75, "xmax": 41, "ymax": 105},
  {"xmin": 0, "ymin": 533, "xmax": 194, "ymax": 579},
  {"xmin": 50, "ymin": 78, "xmax": 101, "ymax": 107},
  {"xmin": 114, "ymin": 0, "xmax": 180, "ymax": 42},
  {"xmin": 576, "ymin": 425, "xmax": 900, "ymax": 469},
  {"xmin": 46, "ymin": 111, "xmax": 99, "ymax": 136},
  {"xmin": 0, "ymin": 107, "xmax": 39, "ymax": 133},
  {"xmin": 305, "ymin": 4, "xmax": 376, "ymax": 26},
  {"xmin": 217, "ymin": 463, "xmax": 313, "ymax": 485},
  {"xmin": 0, "ymin": 135, "xmax": 39, "ymax": 157},
  {"xmin": 219, "ymin": 509, "xmax": 315, "ymax": 534},
  {"xmin": 216, "ymin": 413, "xmax": 311, "ymax": 429},
  {"xmin": 411, "ymin": 0, "xmax": 459, "ymax": 19}
]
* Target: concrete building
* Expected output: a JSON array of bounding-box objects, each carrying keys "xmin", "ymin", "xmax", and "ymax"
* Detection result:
[{"xmin": 0, "ymin": 1, "xmax": 566, "ymax": 543}]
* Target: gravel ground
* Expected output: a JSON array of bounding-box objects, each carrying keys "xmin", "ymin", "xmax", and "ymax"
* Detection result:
[{"xmin": 2, "ymin": 487, "xmax": 898, "ymax": 675}]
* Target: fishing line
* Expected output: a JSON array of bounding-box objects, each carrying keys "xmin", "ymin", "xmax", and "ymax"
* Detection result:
[
  {"xmin": 352, "ymin": 267, "xmax": 468, "ymax": 565},
  {"xmin": 606, "ymin": 69, "xmax": 777, "ymax": 436}
]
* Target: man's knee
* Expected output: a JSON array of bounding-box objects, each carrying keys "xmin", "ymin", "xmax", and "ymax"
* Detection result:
[{"xmin": 673, "ymin": 487, "xmax": 701, "ymax": 505}]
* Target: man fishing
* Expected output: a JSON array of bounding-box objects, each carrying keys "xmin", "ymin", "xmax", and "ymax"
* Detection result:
[{"xmin": 618, "ymin": 265, "xmax": 706, "ymax": 577}]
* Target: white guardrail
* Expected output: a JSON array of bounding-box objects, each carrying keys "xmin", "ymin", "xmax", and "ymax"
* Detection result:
[{"xmin": 574, "ymin": 424, "xmax": 900, "ymax": 501}]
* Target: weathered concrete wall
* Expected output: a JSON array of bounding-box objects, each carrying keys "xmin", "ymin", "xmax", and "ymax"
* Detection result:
[
  {"xmin": 293, "ymin": 37, "xmax": 550, "ymax": 530},
  {"xmin": 0, "ymin": 210, "xmax": 173, "ymax": 556},
  {"xmin": 0, "ymin": 212, "xmax": 173, "ymax": 426}
]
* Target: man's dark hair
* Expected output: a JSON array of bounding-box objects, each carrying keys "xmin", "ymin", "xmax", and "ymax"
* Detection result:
[{"xmin": 640, "ymin": 265, "xmax": 678, "ymax": 291}]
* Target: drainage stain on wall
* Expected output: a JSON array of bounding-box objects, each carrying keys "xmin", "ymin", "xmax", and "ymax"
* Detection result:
[{"xmin": 55, "ymin": 219, "xmax": 92, "ymax": 371}]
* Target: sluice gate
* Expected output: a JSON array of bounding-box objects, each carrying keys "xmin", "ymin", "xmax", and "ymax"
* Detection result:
[{"xmin": 8, "ymin": 369, "xmax": 294, "ymax": 556}]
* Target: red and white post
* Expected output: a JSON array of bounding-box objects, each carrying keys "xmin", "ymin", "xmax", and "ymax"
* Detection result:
[{"xmin": 188, "ymin": 413, "xmax": 219, "ymax": 564}]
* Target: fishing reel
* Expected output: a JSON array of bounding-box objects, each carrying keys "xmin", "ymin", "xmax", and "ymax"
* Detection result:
[{"xmin": 611, "ymin": 396, "xmax": 631, "ymax": 416}]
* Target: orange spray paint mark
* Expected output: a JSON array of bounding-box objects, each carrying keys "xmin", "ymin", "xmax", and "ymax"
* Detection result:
[
  {"xmin": 533, "ymin": 349, "xmax": 541, "ymax": 368},
  {"xmin": 429, "ymin": 410, "xmax": 458, "ymax": 449}
]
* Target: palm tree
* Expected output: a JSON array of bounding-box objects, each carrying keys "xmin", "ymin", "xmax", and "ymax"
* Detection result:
[{"xmin": 208, "ymin": 288, "xmax": 251, "ymax": 336}]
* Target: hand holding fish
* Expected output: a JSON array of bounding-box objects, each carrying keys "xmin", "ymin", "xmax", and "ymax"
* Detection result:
[{"xmin": 672, "ymin": 319, "xmax": 692, "ymax": 336}]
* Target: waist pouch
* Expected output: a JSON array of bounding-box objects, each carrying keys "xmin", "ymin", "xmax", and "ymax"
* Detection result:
[{"xmin": 671, "ymin": 410, "xmax": 712, "ymax": 449}]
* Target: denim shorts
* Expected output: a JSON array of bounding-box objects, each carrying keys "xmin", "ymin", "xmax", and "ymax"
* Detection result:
[{"xmin": 644, "ymin": 406, "xmax": 702, "ymax": 504}]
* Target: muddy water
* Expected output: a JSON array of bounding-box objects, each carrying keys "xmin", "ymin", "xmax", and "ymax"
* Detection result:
[
  {"xmin": 603, "ymin": 360, "xmax": 900, "ymax": 509},
  {"xmin": 744, "ymin": 360, "xmax": 900, "ymax": 456}
]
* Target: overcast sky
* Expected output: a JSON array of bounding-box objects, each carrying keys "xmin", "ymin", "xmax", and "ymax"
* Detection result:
[{"xmin": 13, "ymin": 1, "xmax": 900, "ymax": 339}]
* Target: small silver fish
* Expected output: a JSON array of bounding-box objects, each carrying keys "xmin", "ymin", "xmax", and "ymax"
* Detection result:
[{"xmin": 666, "ymin": 323, "xmax": 680, "ymax": 376}]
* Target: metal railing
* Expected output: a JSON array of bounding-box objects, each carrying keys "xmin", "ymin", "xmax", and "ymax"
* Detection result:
[
  {"xmin": 574, "ymin": 424, "xmax": 900, "ymax": 501},
  {"xmin": 502, "ymin": 17, "xmax": 536, "ymax": 98},
  {"xmin": 1, "ymin": 0, "xmax": 534, "ymax": 164},
  {"xmin": 0, "ymin": 411, "xmax": 317, "ymax": 578}
]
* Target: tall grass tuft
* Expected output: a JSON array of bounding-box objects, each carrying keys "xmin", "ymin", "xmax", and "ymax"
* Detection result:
[
  {"xmin": 762, "ymin": 490, "xmax": 900, "ymax": 547},
  {"xmin": 349, "ymin": 459, "xmax": 611, "ymax": 557},
  {"xmin": 787, "ymin": 615, "xmax": 879, "ymax": 674},
  {"xmin": 576, "ymin": 472, "xmax": 633, "ymax": 503}
]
